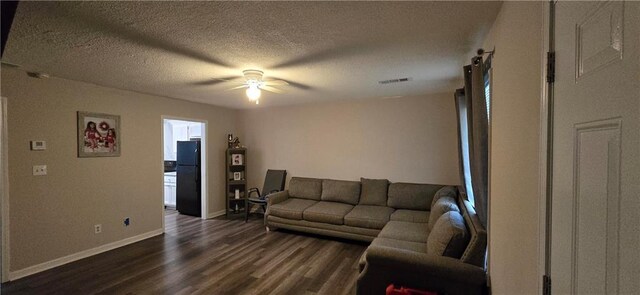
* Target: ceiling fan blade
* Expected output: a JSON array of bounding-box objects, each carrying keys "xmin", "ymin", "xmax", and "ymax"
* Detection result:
[
  {"xmin": 269, "ymin": 77, "xmax": 312, "ymax": 90},
  {"xmin": 262, "ymin": 79, "xmax": 289, "ymax": 86},
  {"xmin": 270, "ymin": 42, "xmax": 376, "ymax": 69},
  {"xmin": 260, "ymin": 85, "xmax": 285, "ymax": 94},
  {"xmin": 214, "ymin": 76, "xmax": 243, "ymax": 82},
  {"xmin": 67, "ymin": 9, "xmax": 234, "ymax": 68},
  {"xmin": 0, "ymin": 61, "xmax": 21, "ymax": 68},
  {"xmin": 226, "ymin": 85, "xmax": 247, "ymax": 91},
  {"xmin": 190, "ymin": 76, "xmax": 242, "ymax": 86}
]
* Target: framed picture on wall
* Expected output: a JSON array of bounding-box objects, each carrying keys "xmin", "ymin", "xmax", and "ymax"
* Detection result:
[{"xmin": 77, "ymin": 111, "xmax": 121, "ymax": 157}]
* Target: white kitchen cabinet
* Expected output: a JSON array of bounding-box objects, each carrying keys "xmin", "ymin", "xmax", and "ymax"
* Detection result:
[{"xmin": 164, "ymin": 173, "xmax": 176, "ymax": 207}]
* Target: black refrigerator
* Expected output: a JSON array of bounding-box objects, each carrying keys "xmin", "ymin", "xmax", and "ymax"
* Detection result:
[{"xmin": 176, "ymin": 141, "xmax": 201, "ymax": 217}]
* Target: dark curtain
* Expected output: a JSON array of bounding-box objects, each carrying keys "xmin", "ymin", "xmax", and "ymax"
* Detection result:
[{"xmin": 456, "ymin": 56, "xmax": 489, "ymax": 227}]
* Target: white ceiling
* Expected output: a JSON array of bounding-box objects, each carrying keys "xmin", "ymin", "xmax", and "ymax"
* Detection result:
[{"xmin": 2, "ymin": 1, "xmax": 502, "ymax": 109}]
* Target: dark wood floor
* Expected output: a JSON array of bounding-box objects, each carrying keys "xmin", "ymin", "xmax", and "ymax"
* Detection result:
[{"xmin": 2, "ymin": 210, "xmax": 367, "ymax": 294}]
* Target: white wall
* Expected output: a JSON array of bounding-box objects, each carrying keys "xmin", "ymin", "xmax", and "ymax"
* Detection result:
[
  {"xmin": 1, "ymin": 68, "xmax": 237, "ymax": 273},
  {"xmin": 481, "ymin": 2, "xmax": 545, "ymax": 294},
  {"xmin": 238, "ymin": 94, "xmax": 461, "ymax": 189}
]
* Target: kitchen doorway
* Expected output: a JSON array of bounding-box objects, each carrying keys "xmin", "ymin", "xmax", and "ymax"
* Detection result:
[{"xmin": 161, "ymin": 117, "xmax": 208, "ymax": 228}]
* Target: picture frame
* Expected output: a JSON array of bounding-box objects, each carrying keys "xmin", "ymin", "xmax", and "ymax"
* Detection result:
[
  {"xmin": 231, "ymin": 154, "xmax": 243, "ymax": 165},
  {"xmin": 233, "ymin": 172, "xmax": 242, "ymax": 181},
  {"xmin": 77, "ymin": 111, "xmax": 121, "ymax": 157}
]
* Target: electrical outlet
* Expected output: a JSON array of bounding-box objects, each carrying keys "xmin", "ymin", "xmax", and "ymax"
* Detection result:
[
  {"xmin": 124, "ymin": 217, "xmax": 130, "ymax": 227},
  {"xmin": 94, "ymin": 224, "xmax": 102, "ymax": 234},
  {"xmin": 32, "ymin": 165, "xmax": 47, "ymax": 176}
]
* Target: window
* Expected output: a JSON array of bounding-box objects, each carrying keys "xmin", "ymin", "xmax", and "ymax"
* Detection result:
[
  {"xmin": 459, "ymin": 102, "xmax": 476, "ymax": 207},
  {"xmin": 484, "ymin": 70, "xmax": 492, "ymax": 123}
]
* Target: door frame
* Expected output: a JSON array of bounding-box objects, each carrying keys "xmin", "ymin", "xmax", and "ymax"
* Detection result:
[
  {"xmin": 538, "ymin": 1, "xmax": 553, "ymax": 293},
  {"xmin": 160, "ymin": 115, "xmax": 209, "ymax": 229},
  {"xmin": 1, "ymin": 97, "xmax": 9, "ymax": 283}
]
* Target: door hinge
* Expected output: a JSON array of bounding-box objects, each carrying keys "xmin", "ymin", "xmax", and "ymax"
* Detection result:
[
  {"xmin": 543, "ymin": 275, "xmax": 552, "ymax": 295},
  {"xmin": 546, "ymin": 52, "xmax": 556, "ymax": 83}
]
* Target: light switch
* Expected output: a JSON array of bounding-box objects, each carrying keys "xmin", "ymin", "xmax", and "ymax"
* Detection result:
[
  {"xmin": 33, "ymin": 165, "xmax": 47, "ymax": 176},
  {"xmin": 30, "ymin": 140, "xmax": 46, "ymax": 151}
]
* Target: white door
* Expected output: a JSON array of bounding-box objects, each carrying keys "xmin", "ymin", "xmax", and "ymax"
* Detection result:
[{"xmin": 551, "ymin": 1, "xmax": 639, "ymax": 294}]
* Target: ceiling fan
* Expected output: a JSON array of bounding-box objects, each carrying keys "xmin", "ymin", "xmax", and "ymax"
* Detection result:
[{"xmin": 225, "ymin": 69, "xmax": 289, "ymax": 104}]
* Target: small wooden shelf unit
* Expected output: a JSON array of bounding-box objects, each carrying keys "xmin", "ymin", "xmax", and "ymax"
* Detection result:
[{"xmin": 226, "ymin": 148, "xmax": 247, "ymax": 218}]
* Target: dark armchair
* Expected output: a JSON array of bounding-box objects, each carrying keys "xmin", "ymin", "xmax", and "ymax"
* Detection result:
[{"xmin": 245, "ymin": 169, "xmax": 287, "ymax": 223}]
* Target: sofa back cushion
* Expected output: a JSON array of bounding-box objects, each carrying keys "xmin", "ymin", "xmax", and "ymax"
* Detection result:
[
  {"xmin": 430, "ymin": 186, "xmax": 458, "ymax": 208},
  {"xmin": 427, "ymin": 211, "xmax": 470, "ymax": 258},
  {"xmin": 321, "ymin": 179, "xmax": 361, "ymax": 205},
  {"xmin": 428, "ymin": 196, "xmax": 460, "ymax": 231},
  {"xmin": 289, "ymin": 177, "xmax": 323, "ymax": 200},
  {"xmin": 359, "ymin": 178, "xmax": 389, "ymax": 206},
  {"xmin": 387, "ymin": 183, "xmax": 443, "ymax": 210}
]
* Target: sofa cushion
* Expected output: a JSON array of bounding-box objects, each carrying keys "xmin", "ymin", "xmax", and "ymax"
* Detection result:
[
  {"xmin": 303, "ymin": 201, "xmax": 354, "ymax": 225},
  {"xmin": 267, "ymin": 215, "xmax": 381, "ymax": 243},
  {"xmin": 269, "ymin": 198, "xmax": 318, "ymax": 220},
  {"xmin": 321, "ymin": 179, "xmax": 361, "ymax": 205},
  {"xmin": 430, "ymin": 186, "xmax": 458, "ymax": 208},
  {"xmin": 428, "ymin": 196, "xmax": 460, "ymax": 231},
  {"xmin": 344, "ymin": 205, "xmax": 395, "ymax": 229},
  {"xmin": 427, "ymin": 211, "xmax": 470, "ymax": 258},
  {"xmin": 289, "ymin": 177, "xmax": 323, "ymax": 200},
  {"xmin": 390, "ymin": 209, "xmax": 430, "ymax": 223},
  {"xmin": 358, "ymin": 238, "xmax": 428, "ymax": 271},
  {"xmin": 371, "ymin": 237, "xmax": 428, "ymax": 253},
  {"xmin": 359, "ymin": 178, "xmax": 389, "ymax": 206},
  {"xmin": 387, "ymin": 183, "xmax": 442, "ymax": 210},
  {"xmin": 378, "ymin": 221, "xmax": 430, "ymax": 243}
]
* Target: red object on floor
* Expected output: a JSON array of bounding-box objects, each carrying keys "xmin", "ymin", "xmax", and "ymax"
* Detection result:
[{"xmin": 386, "ymin": 284, "xmax": 438, "ymax": 295}]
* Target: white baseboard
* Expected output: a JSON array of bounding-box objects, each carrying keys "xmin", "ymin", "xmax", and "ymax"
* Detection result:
[
  {"xmin": 8, "ymin": 228, "xmax": 163, "ymax": 281},
  {"xmin": 207, "ymin": 209, "xmax": 226, "ymax": 219}
]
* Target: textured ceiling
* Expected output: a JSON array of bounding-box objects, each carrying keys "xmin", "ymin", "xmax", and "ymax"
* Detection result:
[{"xmin": 2, "ymin": 1, "xmax": 502, "ymax": 109}]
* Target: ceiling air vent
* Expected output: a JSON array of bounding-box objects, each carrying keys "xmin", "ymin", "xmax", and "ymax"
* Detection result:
[{"xmin": 378, "ymin": 77, "xmax": 412, "ymax": 85}]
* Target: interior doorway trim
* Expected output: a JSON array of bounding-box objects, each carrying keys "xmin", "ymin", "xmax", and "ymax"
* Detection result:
[
  {"xmin": 1, "ymin": 96, "xmax": 10, "ymax": 283},
  {"xmin": 160, "ymin": 115, "xmax": 209, "ymax": 229},
  {"xmin": 539, "ymin": 1, "xmax": 554, "ymax": 293}
]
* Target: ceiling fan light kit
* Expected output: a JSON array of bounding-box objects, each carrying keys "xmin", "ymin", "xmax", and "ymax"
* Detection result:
[
  {"xmin": 220, "ymin": 69, "xmax": 289, "ymax": 105},
  {"xmin": 246, "ymin": 83, "xmax": 261, "ymax": 103},
  {"xmin": 242, "ymin": 69, "xmax": 264, "ymax": 81}
]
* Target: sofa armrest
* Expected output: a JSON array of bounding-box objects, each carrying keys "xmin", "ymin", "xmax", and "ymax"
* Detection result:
[
  {"xmin": 267, "ymin": 190, "xmax": 289, "ymax": 206},
  {"xmin": 357, "ymin": 246, "xmax": 486, "ymax": 295}
]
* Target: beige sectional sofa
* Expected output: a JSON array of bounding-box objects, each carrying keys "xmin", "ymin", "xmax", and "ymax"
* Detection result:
[{"xmin": 264, "ymin": 177, "xmax": 487, "ymax": 294}]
